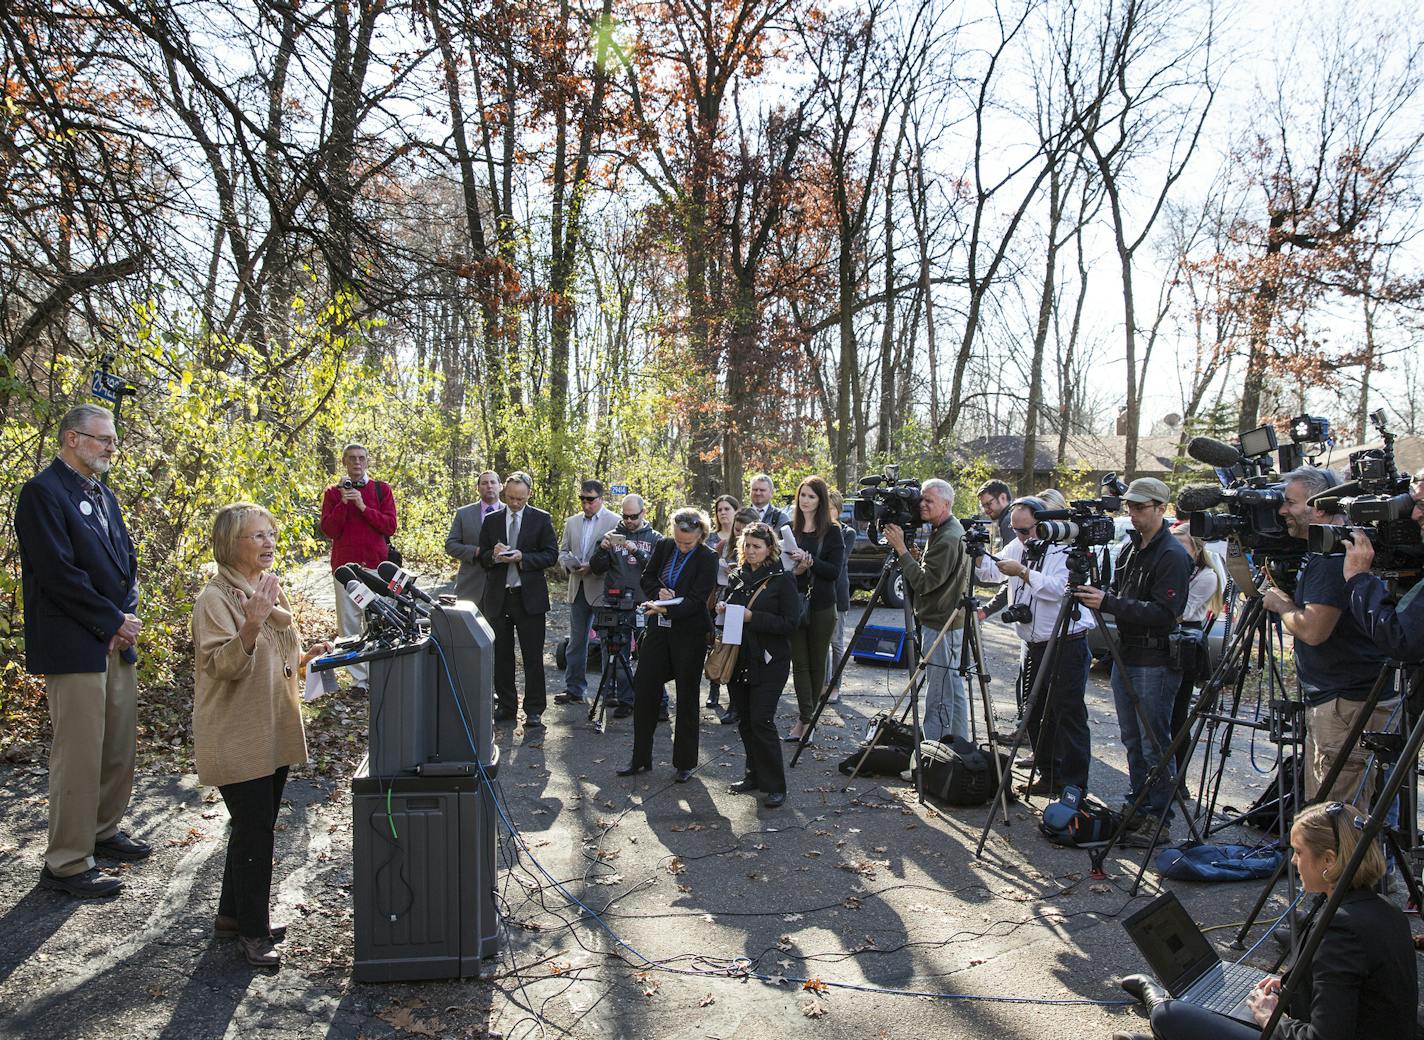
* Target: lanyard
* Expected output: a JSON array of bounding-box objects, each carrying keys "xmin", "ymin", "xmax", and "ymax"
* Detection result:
[{"xmin": 663, "ymin": 547, "xmax": 693, "ymax": 588}]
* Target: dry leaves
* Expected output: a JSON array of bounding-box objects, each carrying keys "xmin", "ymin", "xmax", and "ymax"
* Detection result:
[{"xmin": 801, "ymin": 1000, "xmax": 829, "ymax": 1018}]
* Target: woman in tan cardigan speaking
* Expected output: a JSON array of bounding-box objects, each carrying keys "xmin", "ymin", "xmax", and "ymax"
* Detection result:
[{"xmin": 192, "ymin": 504, "xmax": 329, "ymax": 968}]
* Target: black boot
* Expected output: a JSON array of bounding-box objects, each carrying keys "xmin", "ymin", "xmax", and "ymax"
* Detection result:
[{"xmin": 1119, "ymin": 973, "xmax": 1169, "ymax": 1011}]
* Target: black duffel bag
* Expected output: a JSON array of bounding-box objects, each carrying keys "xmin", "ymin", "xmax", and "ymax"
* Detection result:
[{"xmin": 914, "ymin": 736, "xmax": 1002, "ymax": 807}]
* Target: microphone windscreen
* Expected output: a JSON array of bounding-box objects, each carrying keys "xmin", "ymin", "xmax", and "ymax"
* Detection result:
[
  {"xmin": 376, "ymin": 561, "xmax": 400, "ymax": 585},
  {"xmin": 1177, "ymin": 483, "xmax": 1225, "ymax": 512},
  {"xmin": 333, "ymin": 565, "xmax": 357, "ymax": 586},
  {"xmin": 349, "ymin": 564, "xmax": 391, "ymax": 597},
  {"xmin": 1187, "ymin": 436, "xmax": 1244, "ymax": 469}
]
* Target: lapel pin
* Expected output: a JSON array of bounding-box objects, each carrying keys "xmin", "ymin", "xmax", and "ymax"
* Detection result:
[{"xmin": 80, "ymin": 500, "xmax": 93, "ymax": 516}]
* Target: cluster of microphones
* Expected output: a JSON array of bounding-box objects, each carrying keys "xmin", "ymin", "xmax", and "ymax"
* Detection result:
[{"xmin": 334, "ymin": 561, "xmax": 435, "ymax": 641}]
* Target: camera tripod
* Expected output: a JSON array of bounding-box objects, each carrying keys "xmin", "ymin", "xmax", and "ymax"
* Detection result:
[{"xmin": 586, "ymin": 617, "xmax": 637, "ymax": 733}]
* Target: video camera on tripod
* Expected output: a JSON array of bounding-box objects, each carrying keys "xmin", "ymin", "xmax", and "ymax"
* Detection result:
[
  {"xmin": 594, "ymin": 585, "xmax": 645, "ymax": 639},
  {"xmin": 1031, "ymin": 473, "xmax": 1127, "ymax": 550},
  {"xmin": 854, "ymin": 464, "xmax": 922, "ymax": 544},
  {"xmin": 1307, "ymin": 410, "xmax": 1424, "ymax": 573}
]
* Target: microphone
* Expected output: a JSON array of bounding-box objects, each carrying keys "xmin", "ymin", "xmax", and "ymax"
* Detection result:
[
  {"xmin": 1176, "ymin": 484, "xmax": 1225, "ymax": 513},
  {"xmin": 377, "ymin": 561, "xmax": 435, "ymax": 606},
  {"xmin": 343, "ymin": 579, "xmax": 408, "ymax": 631},
  {"xmin": 1187, "ymin": 436, "xmax": 1244, "ymax": 469}
]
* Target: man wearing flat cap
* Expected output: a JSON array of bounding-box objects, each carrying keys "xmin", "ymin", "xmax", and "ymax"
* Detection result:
[{"xmin": 1073, "ymin": 477, "xmax": 1190, "ymax": 847}]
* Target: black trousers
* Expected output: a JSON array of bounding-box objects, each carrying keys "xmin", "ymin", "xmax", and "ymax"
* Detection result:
[
  {"xmin": 495, "ymin": 595, "xmax": 547, "ymax": 716},
  {"xmin": 217, "ymin": 766, "xmax": 288, "ymax": 939},
  {"xmin": 631, "ymin": 624, "xmax": 707, "ymax": 770},
  {"xmin": 1022, "ymin": 635, "xmax": 1091, "ymax": 790},
  {"xmin": 728, "ymin": 659, "xmax": 790, "ymax": 794},
  {"xmin": 1150, "ymin": 999, "xmax": 1260, "ymax": 1039}
]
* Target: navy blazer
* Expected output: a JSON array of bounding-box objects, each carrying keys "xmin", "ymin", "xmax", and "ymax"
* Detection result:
[
  {"xmin": 15, "ymin": 459, "xmax": 139, "ymax": 674},
  {"xmin": 640, "ymin": 540, "xmax": 718, "ymax": 635},
  {"xmin": 478, "ymin": 506, "xmax": 559, "ymax": 616}
]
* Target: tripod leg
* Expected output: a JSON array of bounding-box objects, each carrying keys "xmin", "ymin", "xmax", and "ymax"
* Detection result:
[{"xmin": 965, "ymin": 607, "xmax": 1012, "ymax": 826}]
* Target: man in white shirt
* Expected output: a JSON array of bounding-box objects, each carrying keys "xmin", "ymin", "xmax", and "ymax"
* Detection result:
[
  {"xmin": 555, "ymin": 479, "xmax": 620, "ymax": 705},
  {"xmin": 976, "ymin": 497, "xmax": 1096, "ymax": 796}
]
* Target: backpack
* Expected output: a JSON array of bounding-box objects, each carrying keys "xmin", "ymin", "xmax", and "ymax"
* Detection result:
[
  {"xmin": 1039, "ymin": 786, "xmax": 1123, "ymax": 847},
  {"xmin": 1231, "ymin": 754, "xmax": 1298, "ymax": 835},
  {"xmin": 913, "ymin": 736, "xmax": 1001, "ymax": 807}
]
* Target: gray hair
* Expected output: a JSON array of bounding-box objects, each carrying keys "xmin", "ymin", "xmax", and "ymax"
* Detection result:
[
  {"xmin": 921, "ymin": 478, "xmax": 955, "ymax": 509},
  {"xmin": 505, "ymin": 470, "xmax": 534, "ymax": 492},
  {"xmin": 58, "ymin": 404, "xmax": 113, "ymax": 444},
  {"xmin": 1282, "ymin": 465, "xmax": 1343, "ymax": 506},
  {"xmin": 749, "ymin": 473, "xmax": 774, "ymax": 491},
  {"xmin": 342, "ymin": 441, "xmax": 368, "ymax": 458}
]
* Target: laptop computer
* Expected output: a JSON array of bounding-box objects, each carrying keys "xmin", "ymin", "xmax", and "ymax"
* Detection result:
[{"xmin": 1122, "ymin": 891, "xmax": 1269, "ymax": 1026}]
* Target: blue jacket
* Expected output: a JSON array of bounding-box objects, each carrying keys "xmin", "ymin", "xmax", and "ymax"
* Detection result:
[
  {"xmin": 1346, "ymin": 571, "xmax": 1424, "ymax": 663},
  {"xmin": 15, "ymin": 459, "xmax": 139, "ymax": 674}
]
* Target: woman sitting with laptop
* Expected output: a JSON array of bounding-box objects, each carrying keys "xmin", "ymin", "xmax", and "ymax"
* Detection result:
[{"xmin": 1113, "ymin": 800, "xmax": 1417, "ymax": 1040}]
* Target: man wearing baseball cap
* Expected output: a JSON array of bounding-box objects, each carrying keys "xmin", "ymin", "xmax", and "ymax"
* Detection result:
[{"xmin": 1074, "ymin": 476, "xmax": 1191, "ymax": 846}]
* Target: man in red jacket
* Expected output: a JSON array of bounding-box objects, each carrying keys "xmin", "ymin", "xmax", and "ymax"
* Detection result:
[{"xmin": 320, "ymin": 442, "xmax": 398, "ymax": 688}]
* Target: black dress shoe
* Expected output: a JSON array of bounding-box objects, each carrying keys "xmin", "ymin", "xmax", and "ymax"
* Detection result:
[
  {"xmin": 39, "ymin": 865, "xmax": 122, "ymax": 899},
  {"xmin": 215, "ymin": 915, "xmax": 288, "ymax": 941},
  {"xmin": 613, "ymin": 704, "xmax": 632, "ymax": 719},
  {"xmin": 673, "ymin": 769, "xmax": 694, "ymax": 783},
  {"xmin": 658, "ymin": 707, "xmax": 671, "ymax": 722},
  {"xmin": 524, "ymin": 714, "xmax": 544, "ymax": 729},
  {"xmin": 493, "ymin": 709, "xmax": 517, "ymax": 722},
  {"xmin": 719, "ymin": 712, "xmax": 740, "ymax": 726},
  {"xmin": 1119, "ymin": 973, "xmax": 1169, "ymax": 1011},
  {"xmin": 95, "ymin": 830, "xmax": 152, "ymax": 861},
  {"xmin": 554, "ymin": 692, "xmax": 585, "ymax": 704},
  {"xmin": 763, "ymin": 791, "xmax": 787, "ymax": 808},
  {"xmin": 616, "ymin": 762, "xmax": 652, "ymax": 777},
  {"xmin": 728, "ymin": 779, "xmax": 759, "ymax": 794}
]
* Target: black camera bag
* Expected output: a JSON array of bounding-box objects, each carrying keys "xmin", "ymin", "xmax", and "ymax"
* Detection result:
[{"xmin": 915, "ymin": 736, "xmax": 999, "ymax": 806}]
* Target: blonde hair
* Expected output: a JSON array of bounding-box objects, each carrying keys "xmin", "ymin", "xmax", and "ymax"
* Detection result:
[
  {"xmin": 1292, "ymin": 803, "xmax": 1386, "ymax": 889},
  {"xmin": 671, "ymin": 507, "xmax": 711, "ymax": 539},
  {"xmin": 1172, "ymin": 521, "xmax": 1228, "ymax": 615},
  {"xmin": 1037, "ymin": 488, "xmax": 1068, "ymax": 510},
  {"xmin": 211, "ymin": 503, "xmax": 276, "ymax": 568}
]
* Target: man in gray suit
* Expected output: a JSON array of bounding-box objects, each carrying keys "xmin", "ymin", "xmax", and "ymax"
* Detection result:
[
  {"xmin": 554, "ymin": 479, "xmax": 620, "ymax": 705},
  {"xmin": 445, "ymin": 469, "xmax": 502, "ymax": 606}
]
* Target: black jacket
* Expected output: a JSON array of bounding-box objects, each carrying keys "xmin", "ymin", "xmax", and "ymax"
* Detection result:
[
  {"xmin": 1104, "ymin": 519, "xmax": 1191, "ymax": 666},
  {"xmin": 834, "ymin": 524, "xmax": 855, "ymax": 613},
  {"xmin": 794, "ymin": 526, "xmax": 846, "ymax": 612},
  {"xmin": 724, "ymin": 562, "xmax": 804, "ymax": 670},
  {"xmin": 640, "ymin": 540, "xmax": 718, "ymax": 635},
  {"xmin": 15, "ymin": 459, "xmax": 139, "ymax": 674},
  {"xmin": 1346, "ymin": 571, "xmax": 1424, "ymax": 663},
  {"xmin": 1278, "ymin": 887, "xmax": 1417, "ymax": 1040},
  {"xmin": 478, "ymin": 506, "xmax": 559, "ymax": 615}
]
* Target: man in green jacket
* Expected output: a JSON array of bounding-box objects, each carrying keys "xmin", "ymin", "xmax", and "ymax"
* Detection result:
[{"xmin": 883, "ymin": 478, "xmax": 971, "ymax": 741}]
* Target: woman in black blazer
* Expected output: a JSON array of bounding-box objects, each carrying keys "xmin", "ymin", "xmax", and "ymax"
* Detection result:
[
  {"xmin": 1115, "ymin": 801, "xmax": 1418, "ymax": 1040},
  {"xmin": 619, "ymin": 508, "xmax": 718, "ymax": 783},
  {"xmin": 785, "ymin": 476, "xmax": 845, "ymax": 742},
  {"xmin": 718, "ymin": 523, "xmax": 804, "ymax": 807}
]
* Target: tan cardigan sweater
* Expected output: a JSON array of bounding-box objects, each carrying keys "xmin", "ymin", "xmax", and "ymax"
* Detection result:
[{"xmin": 191, "ymin": 572, "xmax": 308, "ymax": 787}]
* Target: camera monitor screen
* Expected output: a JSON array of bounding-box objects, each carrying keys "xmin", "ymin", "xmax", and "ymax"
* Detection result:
[{"xmin": 1238, "ymin": 425, "xmax": 1278, "ymax": 458}]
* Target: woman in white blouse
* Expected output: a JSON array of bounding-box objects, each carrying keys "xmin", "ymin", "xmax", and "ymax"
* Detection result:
[{"xmin": 1169, "ymin": 521, "xmax": 1227, "ymax": 775}]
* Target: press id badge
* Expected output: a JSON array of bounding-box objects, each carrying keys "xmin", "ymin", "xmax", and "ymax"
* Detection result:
[{"xmin": 657, "ymin": 613, "xmax": 671, "ymax": 627}]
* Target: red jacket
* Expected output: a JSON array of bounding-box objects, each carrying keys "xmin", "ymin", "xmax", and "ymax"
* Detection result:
[{"xmin": 321, "ymin": 480, "xmax": 398, "ymax": 570}]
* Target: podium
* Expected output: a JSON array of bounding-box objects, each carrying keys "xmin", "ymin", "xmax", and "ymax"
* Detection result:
[{"xmin": 350, "ymin": 600, "xmax": 501, "ymax": 982}]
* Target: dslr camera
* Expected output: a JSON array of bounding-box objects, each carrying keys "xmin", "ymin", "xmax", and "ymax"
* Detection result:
[
  {"xmin": 1032, "ymin": 474, "xmax": 1126, "ymax": 549},
  {"xmin": 1307, "ymin": 411, "xmax": 1424, "ymax": 570},
  {"xmin": 854, "ymin": 464, "xmax": 923, "ymax": 544},
  {"xmin": 1000, "ymin": 602, "xmax": 1033, "ymax": 625}
]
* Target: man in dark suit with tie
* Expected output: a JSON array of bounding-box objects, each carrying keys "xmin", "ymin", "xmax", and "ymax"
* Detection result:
[
  {"xmin": 15, "ymin": 404, "xmax": 149, "ymax": 898},
  {"xmin": 748, "ymin": 473, "xmax": 790, "ymax": 530},
  {"xmin": 479, "ymin": 471, "xmax": 559, "ymax": 727},
  {"xmin": 445, "ymin": 469, "xmax": 502, "ymax": 605}
]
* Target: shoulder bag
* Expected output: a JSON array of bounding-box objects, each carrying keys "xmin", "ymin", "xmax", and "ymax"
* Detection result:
[{"xmin": 704, "ymin": 581, "xmax": 768, "ymax": 684}]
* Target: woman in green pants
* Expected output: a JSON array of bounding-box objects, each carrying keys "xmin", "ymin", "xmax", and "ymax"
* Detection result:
[{"xmin": 785, "ymin": 476, "xmax": 844, "ymax": 742}]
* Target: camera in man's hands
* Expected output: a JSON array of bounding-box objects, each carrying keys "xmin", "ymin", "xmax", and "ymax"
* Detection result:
[
  {"xmin": 1000, "ymin": 603, "xmax": 1033, "ymax": 625},
  {"xmin": 341, "ymin": 478, "xmax": 355, "ymax": 490},
  {"xmin": 854, "ymin": 464, "xmax": 923, "ymax": 544},
  {"xmin": 1022, "ymin": 537, "xmax": 1050, "ymax": 563}
]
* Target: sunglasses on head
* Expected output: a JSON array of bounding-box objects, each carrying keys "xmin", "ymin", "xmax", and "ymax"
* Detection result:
[{"xmin": 674, "ymin": 520, "xmax": 701, "ymax": 533}]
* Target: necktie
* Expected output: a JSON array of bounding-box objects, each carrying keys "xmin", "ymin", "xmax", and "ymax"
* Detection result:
[
  {"xmin": 85, "ymin": 484, "xmax": 111, "ymax": 534},
  {"xmin": 506, "ymin": 510, "xmax": 522, "ymax": 588}
]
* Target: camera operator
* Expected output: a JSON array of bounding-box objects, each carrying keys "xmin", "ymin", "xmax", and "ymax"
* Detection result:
[
  {"xmin": 1265, "ymin": 467, "xmax": 1391, "ymax": 806},
  {"xmin": 589, "ymin": 494, "xmax": 662, "ymax": 719},
  {"xmin": 975, "ymin": 498, "xmax": 1096, "ymax": 796},
  {"xmin": 1342, "ymin": 473, "xmax": 1424, "ymax": 663},
  {"xmin": 1073, "ymin": 478, "xmax": 1190, "ymax": 845},
  {"xmin": 976, "ymin": 479, "xmax": 1014, "ymax": 546},
  {"xmin": 882, "ymin": 479, "xmax": 972, "ymax": 742}
]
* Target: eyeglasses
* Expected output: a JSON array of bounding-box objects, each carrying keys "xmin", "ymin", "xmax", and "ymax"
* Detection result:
[
  {"xmin": 244, "ymin": 530, "xmax": 278, "ymax": 544},
  {"xmin": 1011, "ymin": 526, "xmax": 1034, "ymax": 535},
  {"xmin": 75, "ymin": 431, "xmax": 119, "ymax": 449},
  {"xmin": 622, "ymin": 512, "xmax": 642, "ymax": 520},
  {"xmin": 579, "ymin": 495, "xmax": 601, "ymax": 502}
]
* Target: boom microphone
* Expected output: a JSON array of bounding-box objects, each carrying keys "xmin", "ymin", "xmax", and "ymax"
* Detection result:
[
  {"xmin": 1186, "ymin": 436, "xmax": 1244, "ymax": 469},
  {"xmin": 377, "ymin": 561, "xmax": 435, "ymax": 605},
  {"xmin": 1176, "ymin": 484, "xmax": 1225, "ymax": 513}
]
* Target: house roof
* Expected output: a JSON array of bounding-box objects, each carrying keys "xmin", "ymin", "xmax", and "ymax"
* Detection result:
[{"xmin": 948, "ymin": 433, "xmax": 1182, "ymax": 475}]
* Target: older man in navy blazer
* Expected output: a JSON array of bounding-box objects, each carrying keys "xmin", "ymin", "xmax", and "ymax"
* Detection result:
[
  {"xmin": 16, "ymin": 404, "xmax": 149, "ymax": 898},
  {"xmin": 479, "ymin": 471, "xmax": 558, "ymax": 728}
]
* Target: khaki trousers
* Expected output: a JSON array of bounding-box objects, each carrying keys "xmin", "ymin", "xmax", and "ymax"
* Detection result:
[
  {"xmin": 1305, "ymin": 695, "xmax": 1400, "ymax": 808},
  {"xmin": 44, "ymin": 652, "xmax": 138, "ymax": 877}
]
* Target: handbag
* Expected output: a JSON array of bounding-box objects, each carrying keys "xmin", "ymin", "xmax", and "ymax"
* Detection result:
[{"xmin": 703, "ymin": 583, "xmax": 767, "ymax": 684}]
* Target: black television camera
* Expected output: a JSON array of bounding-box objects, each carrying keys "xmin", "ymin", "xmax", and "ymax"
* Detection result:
[
  {"xmin": 1178, "ymin": 422, "xmax": 1305, "ymax": 556},
  {"xmin": 1031, "ymin": 474, "xmax": 1125, "ymax": 550},
  {"xmin": 594, "ymin": 585, "xmax": 643, "ymax": 642},
  {"xmin": 1307, "ymin": 411, "xmax": 1424, "ymax": 571},
  {"xmin": 961, "ymin": 516, "xmax": 993, "ymax": 560},
  {"xmin": 854, "ymin": 464, "xmax": 923, "ymax": 544}
]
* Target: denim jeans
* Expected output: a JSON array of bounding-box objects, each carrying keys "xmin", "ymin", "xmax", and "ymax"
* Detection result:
[
  {"xmin": 922, "ymin": 627, "xmax": 968, "ymax": 742},
  {"xmin": 1111, "ymin": 661, "xmax": 1181, "ymax": 819},
  {"xmin": 564, "ymin": 587, "xmax": 595, "ymax": 699}
]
